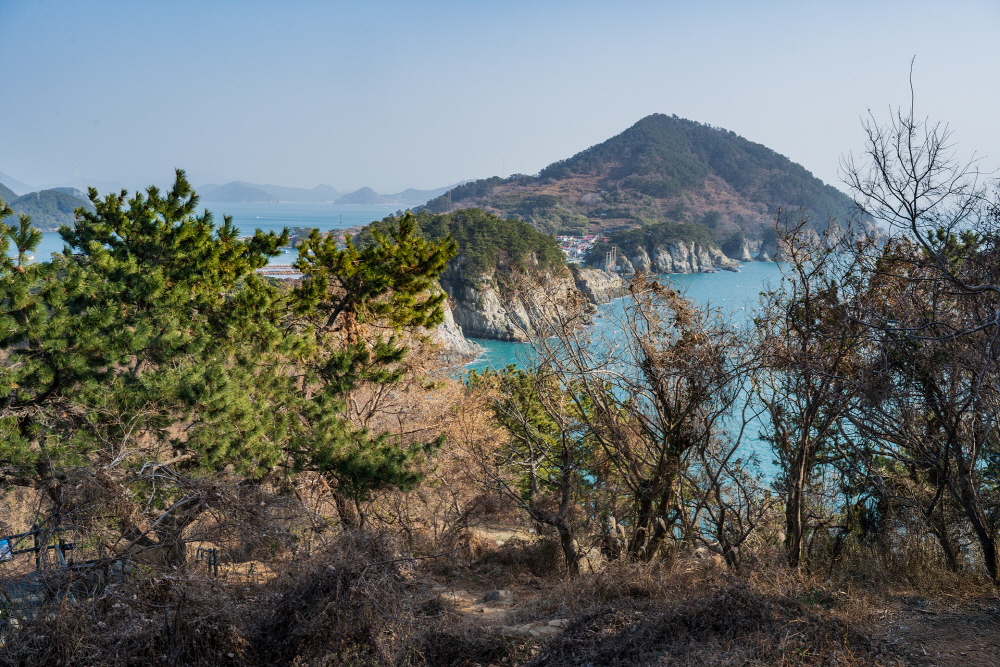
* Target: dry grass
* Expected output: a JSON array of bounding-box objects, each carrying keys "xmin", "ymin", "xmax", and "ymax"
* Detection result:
[
  {"xmin": 4, "ymin": 531, "xmax": 994, "ymax": 667},
  {"xmin": 520, "ymin": 560, "xmax": 902, "ymax": 667},
  {"xmin": 0, "ymin": 531, "xmax": 413, "ymax": 667}
]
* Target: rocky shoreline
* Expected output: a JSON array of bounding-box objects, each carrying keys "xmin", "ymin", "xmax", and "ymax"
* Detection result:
[{"xmin": 434, "ymin": 265, "xmax": 626, "ymax": 346}]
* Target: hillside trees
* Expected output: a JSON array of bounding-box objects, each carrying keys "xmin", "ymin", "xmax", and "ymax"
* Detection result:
[
  {"xmin": 0, "ymin": 172, "xmax": 295, "ymax": 562},
  {"xmin": 468, "ymin": 365, "xmax": 597, "ymax": 575},
  {"xmin": 0, "ymin": 176, "xmax": 457, "ymax": 561},
  {"xmin": 515, "ymin": 275, "xmax": 748, "ymax": 561},
  {"xmin": 836, "ymin": 99, "xmax": 1000, "ymax": 581}
]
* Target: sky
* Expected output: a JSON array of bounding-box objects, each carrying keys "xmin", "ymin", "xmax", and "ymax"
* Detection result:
[{"xmin": 1, "ymin": 0, "xmax": 998, "ymax": 195}]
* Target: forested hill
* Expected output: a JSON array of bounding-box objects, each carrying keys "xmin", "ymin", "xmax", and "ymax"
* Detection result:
[
  {"xmin": 357, "ymin": 208, "xmax": 566, "ymax": 278},
  {"xmin": 4, "ymin": 188, "xmax": 95, "ymax": 231},
  {"xmin": 420, "ymin": 114, "xmax": 856, "ymax": 242},
  {"xmin": 0, "ymin": 182, "xmax": 17, "ymax": 203}
]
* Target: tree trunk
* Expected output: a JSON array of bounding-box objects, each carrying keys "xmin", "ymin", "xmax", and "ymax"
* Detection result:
[
  {"xmin": 950, "ymin": 471, "xmax": 999, "ymax": 583},
  {"xmin": 554, "ymin": 518, "xmax": 580, "ymax": 577},
  {"xmin": 785, "ymin": 442, "xmax": 810, "ymax": 568},
  {"xmin": 334, "ymin": 492, "xmax": 359, "ymax": 529}
]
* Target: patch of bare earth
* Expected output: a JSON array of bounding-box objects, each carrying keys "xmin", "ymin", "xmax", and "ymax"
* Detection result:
[{"xmin": 878, "ymin": 594, "xmax": 1000, "ymax": 666}]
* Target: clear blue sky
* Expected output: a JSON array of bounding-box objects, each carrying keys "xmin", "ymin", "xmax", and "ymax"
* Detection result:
[{"xmin": 2, "ymin": 0, "xmax": 998, "ymax": 195}]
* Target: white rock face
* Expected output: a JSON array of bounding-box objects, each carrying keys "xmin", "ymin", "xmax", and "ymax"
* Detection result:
[
  {"xmin": 630, "ymin": 247, "xmax": 652, "ymax": 273},
  {"xmin": 707, "ymin": 245, "xmax": 740, "ymax": 269},
  {"xmin": 443, "ymin": 270, "xmax": 578, "ymax": 342},
  {"xmin": 618, "ymin": 242, "xmax": 736, "ymax": 274},
  {"xmin": 429, "ymin": 299, "xmax": 483, "ymax": 363},
  {"xmin": 441, "ymin": 265, "xmax": 625, "ymax": 342},
  {"xmin": 572, "ymin": 267, "xmax": 626, "ymax": 304},
  {"xmin": 729, "ymin": 237, "xmax": 753, "ymax": 262},
  {"xmin": 755, "ymin": 239, "xmax": 786, "ymax": 262}
]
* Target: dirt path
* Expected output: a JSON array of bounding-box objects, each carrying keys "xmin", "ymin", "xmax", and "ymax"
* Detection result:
[{"xmin": 879, "ymin": 595, "xmax": 1000, "ymax": 666}]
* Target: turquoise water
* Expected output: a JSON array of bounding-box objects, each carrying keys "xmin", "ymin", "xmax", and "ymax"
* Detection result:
[
  {"xmin": 22, "ymin": 202, "xmax": 404, "ymax": 266},
  {"xmin": 464, "ymin": 262, "xmax": 785, "ymax": 475},
  {"xmin": 466, "ymin": 262, "xmax": 783, "ymax": 371}
]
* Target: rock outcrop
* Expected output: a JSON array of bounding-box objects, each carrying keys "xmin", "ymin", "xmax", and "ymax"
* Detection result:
[
  {"xmin": 440, "ymin": 265, "xmax": 625, "ymax": 342},
  {"xmin": 613, "ymin": 241, "xmax": 738, "ymax": 275},
  {"xmin": 728, "ymin": 237, "xmax": 754, "ymax": 262},
  {"xmin": 755, "ymin": 239, "xmax": 786, "ymax": 262},
  {"xmin": 572, "ymin": 266, "xmax": 626, "ymax": 304},
  {"xmin": 428, "ymin": 298, "xmax": 484, "ymax": 364}
]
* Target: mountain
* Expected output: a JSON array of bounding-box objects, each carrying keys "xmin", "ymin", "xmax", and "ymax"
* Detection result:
[
  {"xmin": 420, "ymin": 114, "xmax": 857, "ymax": 240},
  {"xmin": 0, "ymin": 171, "xmax": 35, "ymax": 196},
  {"xmin": 335, "ymin": 186, "xmax": 381, "ymax": 205},
  {"xmin": 193, "ymin": 181, "xmax": 454, "ymax": 206},
  {"xmin": 50, "ymin": 187, "xmax": 90, "ymax": 200},
  {"xmin": 199, "ymin": 182, "xmax": 277, "ymax": 203},
  {"xmin": 334, "ymin": 185, "xmax": 454, "ymax": 206},
  {"xmin": 8, "ymin": 189, "xmax": 96, "ymax": 231},
  {"xmin": 39, "ymin": 178, "xmax": 128, "ymax": 194},
  {"xmin": 198, "ymin": 182, "xmax": 341, "ymax": 202},
  {"xmin": 0, "ymin": 182, "xmax": 17, "ymax": 203}
]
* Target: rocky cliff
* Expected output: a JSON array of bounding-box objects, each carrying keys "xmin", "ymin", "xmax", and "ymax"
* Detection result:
[
  {"xmin": 439, "ymin": 265, "xmax": 625, "ymax": 342},
  {"xmin": 612, "ymin": 241, "xmax": 739, "ymax": 275},
  {"xmin": 428, "ymin": 294, "xmax": 484, "ymax": 364}
]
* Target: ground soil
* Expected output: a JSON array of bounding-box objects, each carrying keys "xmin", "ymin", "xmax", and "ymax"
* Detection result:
[{"xmin": 877, "ymin": 593, "xmax": 1000, "ymax": 667}]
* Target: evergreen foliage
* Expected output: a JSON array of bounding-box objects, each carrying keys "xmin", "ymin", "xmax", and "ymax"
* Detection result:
[
  {"xmin": 0, "ymin": 182, "xmax": 17, "ymax": 203},
  {"xmin": 357, "ymin": 208, "xmax": 565, "ymax": 278},
  {"xmin": 0, "ymin": 174, "xmax": 456, "ymax": 524},
  {"xmin": 418, "ymin": 208, "xmax": 565, "ymax": 276}
]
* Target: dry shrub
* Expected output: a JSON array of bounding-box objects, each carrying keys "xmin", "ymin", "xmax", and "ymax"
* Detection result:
[
  {"xmin": 827, "ymin": 522, "xmax": 997, "ymax": 596},
  {"xmin": 401, "ymin": 629, "xmax": 535, "ymax": 667},
  {"xmin": 474, "ymin": 537, "xmax": 563, "ymax": 579},
  {"xmin": 0, "ymin": 530, "xmax": 414, "ymax": 667},
  {"xmin": 556, "ymin": 560, "xmax": 682, "ymax": 605},
  {"xmin": 357, "ymin": 379, "xmax": 532, "ymax": 568},
  {"xmin": 528, "ymin": 579, "xmax": 900, "ymax": 667},
  {"xmin": 0, "ymin": 572, "xmax": 251, "ymax": 667},
  {"xmin": 249, "ymin": 530, "xmax": 411, "ymax": 666}
]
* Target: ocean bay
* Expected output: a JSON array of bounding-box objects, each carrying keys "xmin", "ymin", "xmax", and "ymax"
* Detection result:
[
  {"xmin": 26, "ymin": 202, "xmax": 407, "ymax": 265},
  {"xmin": 466, "ymin": 261, "xmax": 783, "ymax": 371},
  {"xmin": 465, "ymin": 261, "xmax": 786, "ymax": 476}
]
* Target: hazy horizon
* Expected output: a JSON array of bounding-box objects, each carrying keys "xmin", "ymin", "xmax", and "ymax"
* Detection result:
[{"xmin": 2, "ymin": 0, "xmax": 998, "ymax": 197}]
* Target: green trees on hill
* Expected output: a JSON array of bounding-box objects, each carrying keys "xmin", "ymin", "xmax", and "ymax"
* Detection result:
[
  {"xmin": 0, "ymin": 172, "xmax": 456, "ymax": 555},
  {"xmin": 427, "ymin": 114, "xmax": 859, "ymax": 241},
  {"xmin": 6, "ymin": 188, "xmax": 96, "ymax": 230},
  {"xmin": 360, "ymin": 208, "xmax": 565, "ymax": 278}
]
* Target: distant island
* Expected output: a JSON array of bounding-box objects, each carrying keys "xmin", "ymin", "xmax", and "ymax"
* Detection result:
[
  {"xmin": 198, "ymin": 181, "xmax": 340, "ymax": 203},
  {"xmin": 0, "ymin": 184, "xmax": 94, "ymax": 231},
  {"xmin": 419, "ymin": 113, "xmax": 859, "ymax": 252},
  {"xmin": 196, "ymin": 180, "xmax": 457, "ymax": 206}
]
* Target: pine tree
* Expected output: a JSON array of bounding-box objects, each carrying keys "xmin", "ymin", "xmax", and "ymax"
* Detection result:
[{"xmin": 285, "ymin": 214, "xmax": 457, "ymax": 519}]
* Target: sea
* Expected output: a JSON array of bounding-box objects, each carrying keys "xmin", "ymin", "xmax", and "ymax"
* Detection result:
[
  {"xmin": 23, "ymin": 201, "xmax": 783, "ymax": 473},
  {"xmin": 464, "ymin": 260, "xmax": 785, "ymax": 476},
  {"xmin": 25, "ymin": 202, "xmax": 406, "ymax": 266}
]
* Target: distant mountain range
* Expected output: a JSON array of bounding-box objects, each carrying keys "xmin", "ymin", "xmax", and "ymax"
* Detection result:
[
  {"xmin": 1, "ymin": 170, "xmax": 461, "ymax": 210},
  {"xmin": 197, "ymin": 181, "xmax": 456, "ymax": 206},
  {"xmin": 419, "ymin": 113, "xmax": 858, "ymax": 240},
  {"xmin": 0, "ymin": 171, "xmax": 34, "ymax": 196},
  {"xmin": 197, "ymin": 181, "xmax": 341, "ymax": 203},
  {"xmin": 333, "ymin": 185, "xmax": 455, "ymax": 206}
]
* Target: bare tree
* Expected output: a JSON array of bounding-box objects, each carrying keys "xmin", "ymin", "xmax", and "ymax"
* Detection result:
[
  {"xmin": 839, "ymin": 83, "xmax": 1000, "ymax": 580},
  {"xmin": 520, "ymin": 274, "xmax": 746, "ymax": 561},
  {"xmin": 755, "ymin": 214, "xmax": 868, "ymax": 568}
]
